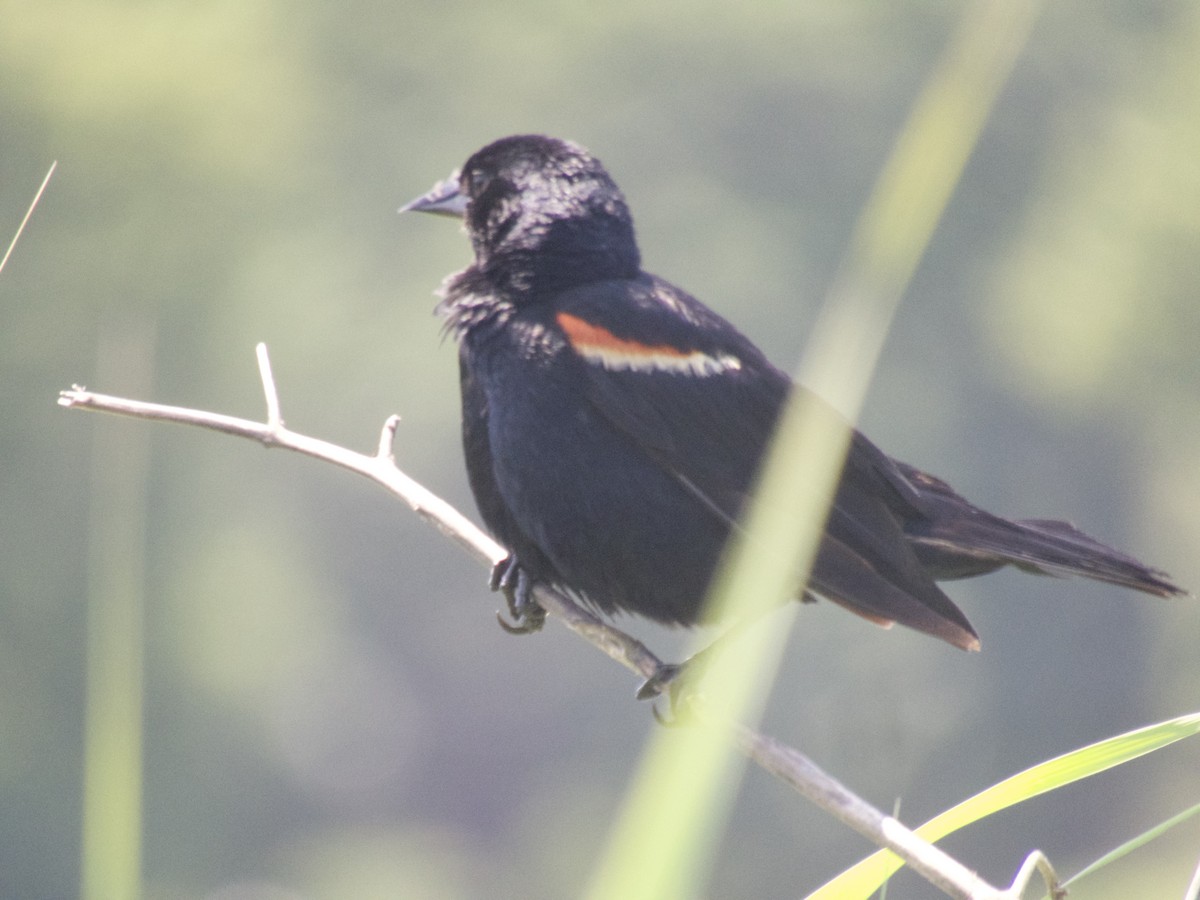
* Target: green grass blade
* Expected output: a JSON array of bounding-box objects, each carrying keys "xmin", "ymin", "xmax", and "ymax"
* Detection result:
[
  {"xmin": 808, "ymin": 711, "xmax": 1200, "ymax": 899},
  {"xmin": 80, "ymin": 321, "xmax": 155, "ymax": 900},
  {"xmin": 583, "ymin": 3, "xmax": 1042, "ymax": 898},
  {"xmin": 1051, "ymin": 800, "xmax": 1200, "ymax": 897}
]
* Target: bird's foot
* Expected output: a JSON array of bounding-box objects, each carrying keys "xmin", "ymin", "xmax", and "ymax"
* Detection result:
[
  {"xmin": 637, "ymin": 633, "xmax": 739, "ymax": 721},
  {"xmin": 490, "ymin": 555, "xmax": 546, "ymax": 635},
  {"xmin": 637, "ymin": 660, "xmax": 707, "ymax": 727},
  {"xmin": 636, "ymin": 662, "xmax": 682, "ymax": 701}
]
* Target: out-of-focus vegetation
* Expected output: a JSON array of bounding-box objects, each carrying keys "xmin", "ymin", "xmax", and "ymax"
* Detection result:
[{"xmin": 1, "ymin": 2, "xmax": 1197, "ymax": 898}]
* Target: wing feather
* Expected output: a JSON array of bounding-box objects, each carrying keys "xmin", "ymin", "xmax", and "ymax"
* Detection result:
[{"xmin": 552, "ymin": 276, "xmax": 980, "ymax": 649}]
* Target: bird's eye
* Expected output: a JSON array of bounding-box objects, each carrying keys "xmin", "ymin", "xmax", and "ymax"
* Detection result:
[{"xmin": 465, "ymin": 168, "xmax": 492, "ymax": 198}]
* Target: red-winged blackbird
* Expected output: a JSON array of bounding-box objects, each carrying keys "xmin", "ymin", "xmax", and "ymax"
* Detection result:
[{"xmin": 403, "ymin": 134, "xmax": 1182, "ymax": 653}]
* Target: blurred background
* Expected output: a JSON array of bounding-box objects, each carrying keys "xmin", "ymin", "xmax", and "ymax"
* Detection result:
[{"xmin": 2, "ymin": 2, "xmax": 1199, "ymax": 897}]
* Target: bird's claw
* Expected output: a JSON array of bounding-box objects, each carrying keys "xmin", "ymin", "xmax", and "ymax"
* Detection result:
[
  {"xmin": 636, "ymin": 663, "xmax": 681, "ymax": 701},
  {"xmin": 496, "ymin": 607, "xmax": 546, "ymax": 635},
  {"xmin": 491, "ymin": 555, "xmax": 546, "ymax": 635},
  {"xmin": 488, "ymin": 555, "xmax": 515, "ymax": 593},
  {"xmin": 638, "ymin": 660, "xmax": 706, "ymax": 727}
]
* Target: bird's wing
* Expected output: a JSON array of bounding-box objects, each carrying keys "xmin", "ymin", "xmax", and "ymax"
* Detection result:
[
  {"xmin": 459, "ymin": 343, "xmax": 571, "ymax": 608},
  {"xmin": 552, "ymin": 276, "xmax": 980, "ymax": 649}
]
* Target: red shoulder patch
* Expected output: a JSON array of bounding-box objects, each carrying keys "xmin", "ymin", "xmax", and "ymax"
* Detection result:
[{"xmin": 556, "ymin": 312, "xmax": 742, "ymax": 376}]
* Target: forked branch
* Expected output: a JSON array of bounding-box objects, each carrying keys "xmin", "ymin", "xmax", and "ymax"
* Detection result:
[{"xmin": 58, "ymin": 343, "xmax": 1060, "ymax": 900}]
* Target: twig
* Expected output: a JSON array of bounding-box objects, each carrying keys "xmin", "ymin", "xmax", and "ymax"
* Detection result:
[
  {"xmin": 1, "ymin": 160, "xmax": 57, "ymax": 277},
  {"xmin": 59, "ymin": 345, "xmax": 662, "ymax": 682},
  {"xmin": 58, "ymin": 343, "xmax": 1055, "ymax": 900},
  {"xmin": 711, "ymin": 717, "xmax": 1062, "ymax": 899},
  {"xmin": 256, "ymin": 342, "xmax": 284, "ymax": 430}
]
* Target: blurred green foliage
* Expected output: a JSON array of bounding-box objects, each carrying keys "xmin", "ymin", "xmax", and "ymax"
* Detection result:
[{"xmin": 2, "ymin": 2, "xmax": 1197, "ymax": 898}]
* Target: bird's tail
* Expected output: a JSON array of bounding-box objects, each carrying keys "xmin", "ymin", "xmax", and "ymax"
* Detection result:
[{"xmin": 896, "ymin": 464, "xmax": 1185, "ymax": 598}]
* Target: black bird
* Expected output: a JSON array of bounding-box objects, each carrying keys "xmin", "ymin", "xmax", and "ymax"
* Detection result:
[{"xmin": 403, "ymin": 134, "xmax": 1182, "ymax": 657}]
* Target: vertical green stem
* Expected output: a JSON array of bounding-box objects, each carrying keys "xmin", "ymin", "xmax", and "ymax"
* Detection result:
[
  {"xmin": 81, "ymin": 318, "xmax": 154, "ymax": 900},
  {"xmin": 584, "ymin": 2, "xmax": 1042, "ymax": 897}
]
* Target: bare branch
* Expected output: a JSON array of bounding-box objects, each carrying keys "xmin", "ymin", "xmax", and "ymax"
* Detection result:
[
  {"xmin": 58, "ymin": 344, "xmax": 1041, "ymax": 900},
  {"xmin": 719, "ymin": 720, "xmax": 992, "ymax": 898},
  {"xmin": 718, "ymin": 718, "xmax": 1063, "ymax": 898},
  {"xmin": 57, "ymin": 373, "xmax": 661, "ymax": 683},
  {"xmin": 1003, "ymin": 851, "xmax": 1063, "ymax": 900}
]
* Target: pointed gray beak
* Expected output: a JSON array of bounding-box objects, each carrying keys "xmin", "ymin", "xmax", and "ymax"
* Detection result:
[{"xmin": 399, "ymin": 170, "xmax": 467, "ymax": 217}]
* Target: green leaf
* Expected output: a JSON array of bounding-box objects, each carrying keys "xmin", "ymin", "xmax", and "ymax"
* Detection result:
[
  {"xmin": 1053, "ymin": 800, "xmax": 1200, "ymax": 897},
  {"xmin": 807, "ymin": 712, "xmax": 1200, "ymax": 900},
  {"xmin": 582, "ymin": 3, "xmax": 1043, "ymax": 897}
]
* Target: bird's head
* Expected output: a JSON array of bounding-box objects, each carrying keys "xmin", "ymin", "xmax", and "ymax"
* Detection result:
[{"xmin": 403, "ymin": 135, "xmax": 641, "ymax": 297}]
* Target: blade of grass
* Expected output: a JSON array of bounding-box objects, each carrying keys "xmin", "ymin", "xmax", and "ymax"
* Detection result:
[
  {"xmin": 80, "ymin": 318, "xmax": 156, "ymax": 900},
  {"xmin": 0, "ymin": 160, "xmax": 56, "ymax": 276},
  {"xmin": 1051, "ymin": 800, "xmax": 1200, "ymax": 897},
  {"xmin": 808, "ymin": 711, "xmax": 1200, "ymax": 899},
  {"xmin": 584, "ymin": 2, "xmax": 1043, "ymax": 898}
]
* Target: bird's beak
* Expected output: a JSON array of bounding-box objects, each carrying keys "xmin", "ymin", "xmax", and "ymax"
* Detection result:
[{"xmin": 399, "ymin": 170, "xmax": 467, "ymax": 218}]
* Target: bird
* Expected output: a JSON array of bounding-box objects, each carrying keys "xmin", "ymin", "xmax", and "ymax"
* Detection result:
[{"xmin": 401, "ymin": 133, "xmax": 1182, "ymax": 668}]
